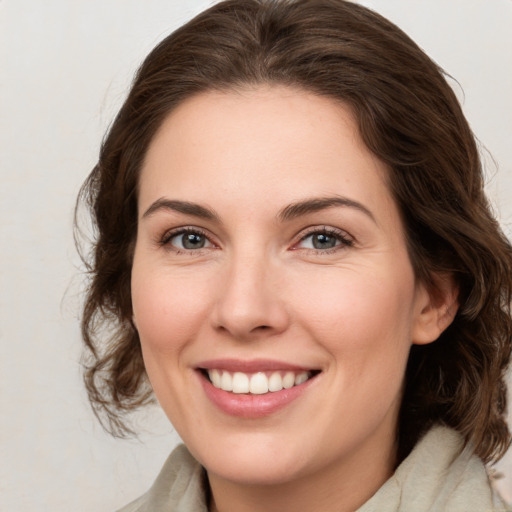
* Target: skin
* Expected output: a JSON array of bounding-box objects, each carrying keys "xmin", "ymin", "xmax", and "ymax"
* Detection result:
[{"xmin": 131, "ymin": 86, "xmax": 457, "ymax": 512}]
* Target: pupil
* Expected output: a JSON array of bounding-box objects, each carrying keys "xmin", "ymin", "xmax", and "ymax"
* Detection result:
[
  {"xmin": 313, "ymin": 233, "xmax": 336, "ymax": 249},
  {"xmin": 183, "ymin": 233, "xmax": 205, "ymax": 249}
]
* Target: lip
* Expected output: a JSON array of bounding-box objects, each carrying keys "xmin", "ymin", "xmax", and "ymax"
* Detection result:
[
  {"xmin": 196, "ymin": 359, "xmax": 320, "ymax": 418},
  {"xmin": 196, "ymin": 358, "xmax": 314, "ymax": 373}
]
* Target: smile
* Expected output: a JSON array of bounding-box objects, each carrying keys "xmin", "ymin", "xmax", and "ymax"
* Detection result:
[
  {"xmin": 197, "ymin": 360, "xmax": 321, "ymax": 417},
  {"xmin": 206, "ymin": 369, "xmax": 314, "ymax": 394}
]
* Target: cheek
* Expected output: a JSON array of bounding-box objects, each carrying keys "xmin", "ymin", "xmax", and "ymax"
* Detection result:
[
  {"xmin": 289, "ymin": 265, "xmax": 416, "ymax": 359},
  {"xmin": 131, "ymin": 264, "xmax": 213, "ymax": 355}
]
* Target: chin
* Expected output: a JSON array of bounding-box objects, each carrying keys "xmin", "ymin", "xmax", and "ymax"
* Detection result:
[
  {"xmin": 188, "ymin": 433, "xmax": 312, "ymax": 486},
  {"xmin": 206, "ymin": 454, "xmax": 306, "ymax": 486}
]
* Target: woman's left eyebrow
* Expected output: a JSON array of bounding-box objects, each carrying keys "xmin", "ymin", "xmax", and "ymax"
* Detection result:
[{"xmin": 278, "ymin": 196, "xmax": 376, "ymax": 223}]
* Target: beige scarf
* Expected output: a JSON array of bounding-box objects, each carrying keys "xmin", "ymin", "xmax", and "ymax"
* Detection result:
[{"xmin": 118, "ymin": 426, "xmax": 510, "ymax": 512}]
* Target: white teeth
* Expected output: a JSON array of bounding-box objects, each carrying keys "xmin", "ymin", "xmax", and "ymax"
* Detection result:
[
  {"xmin": 282, "ymin": 372, "xmax": 295, "ymax": 389},
  {"xmin": 249, "ymin": 372, "xmax": 269, "ymax": 394},
  {"xmin": 268, "ymin": 371, "xmax": 284, "ymax": 392},
  {"xmin": 210, "ymin": 369, "xmax": 221, "ymax": 388},
  {"xmin": 220, "ymin": 371, "xmax": 233, "ymax": 391},
  {"xmin": 232, "ymin": 372, "xmax": 250, "ymax": 394},
  {"xmin": 295, "ymin": 371, "xmax": 309, "ymax": 385},
  {"xmin": 207, "ymin": 369, "xmax": 314, "ymax": 394}
]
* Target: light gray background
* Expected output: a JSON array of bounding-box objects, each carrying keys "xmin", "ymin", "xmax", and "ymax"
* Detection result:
[{"xmin": 1, "ymin": 0, "xmax": 511, "ymax": 510}]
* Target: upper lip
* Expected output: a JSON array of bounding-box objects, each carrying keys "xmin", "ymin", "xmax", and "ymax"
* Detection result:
[{"xmin": 196, "ymin": 358, "xmax": 318, "ymax": 373}]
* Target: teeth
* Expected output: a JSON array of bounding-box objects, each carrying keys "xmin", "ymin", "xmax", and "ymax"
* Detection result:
[
  {"xmin": 249, "ymin": 372, "xmax": 268, "ymax": 394},
  {"xmin": 210, "ymin": 369, "xmax": 221, "ymax": 388},
  {"xmin": 295, "ymin": 372, "xmax": 309, "ymax": 385},
  {"xmin": 268, "ymin": 372, "xmax": 283, "ymax": 392},
  {"xmin": 220, "ymin": 371, "xmax": 233, "ymax": 391},
  {"xmin": 207, "ymin": 369, "xmax": 313, "ymax": 394},
  {"xmin": 282, "ymin": 372, "xmax": 295, "ymax": 389},
  {"xmin": 232, "ymin": 372, "xmax": 249, "ymax": 394}
]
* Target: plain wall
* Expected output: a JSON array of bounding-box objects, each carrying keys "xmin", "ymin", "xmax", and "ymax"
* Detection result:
[{"xmin": 1, "ymin": 0, "xmax": 511, "ymax": 509}]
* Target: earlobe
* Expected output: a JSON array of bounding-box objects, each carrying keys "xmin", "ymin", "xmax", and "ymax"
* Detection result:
[{"xmin": 412, "ymin": 273, "xmax": 459, "ymax": 346}]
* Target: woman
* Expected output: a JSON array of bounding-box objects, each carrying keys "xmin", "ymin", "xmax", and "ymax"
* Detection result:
[{"xmin": 77, "ymin": 0, "xmax": 512, "ymax": 510}]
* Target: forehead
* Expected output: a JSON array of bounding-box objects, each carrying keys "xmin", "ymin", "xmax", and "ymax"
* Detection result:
[{"xmin": 139, "ymin": 85, "xmax": 395, "ymax": 221}]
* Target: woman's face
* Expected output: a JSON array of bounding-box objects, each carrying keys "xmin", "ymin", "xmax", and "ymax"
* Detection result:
[{"xmin": 131, "ymin": 86, "xmax": 435, "ymax": 487}]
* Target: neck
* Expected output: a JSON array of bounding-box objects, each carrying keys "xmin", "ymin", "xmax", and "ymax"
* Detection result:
[{"xmin": 207, "ymin": 434, "xmax": 397, "ymax": 512}]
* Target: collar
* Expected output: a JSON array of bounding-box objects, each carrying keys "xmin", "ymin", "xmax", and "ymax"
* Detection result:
[{"xmin": 118, "ymin": 426, "xmax": 509, "ymax": 512}]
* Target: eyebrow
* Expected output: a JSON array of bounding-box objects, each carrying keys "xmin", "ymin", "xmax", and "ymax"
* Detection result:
[
  {"xmin": 142, "ymin": 198, "xmax": 219, "ymax": 221},
  {"xmin": 141, "ymin": 195, "xmax": 375, "ymax": 224},
  {"xmin": 278, "ymin": 196, "xmax": 376, "ymax": 223}
]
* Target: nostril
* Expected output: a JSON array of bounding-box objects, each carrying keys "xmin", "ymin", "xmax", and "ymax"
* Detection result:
[{"xmin": 253, "ymin": 325, "xmax": 270, "ymax": 331}]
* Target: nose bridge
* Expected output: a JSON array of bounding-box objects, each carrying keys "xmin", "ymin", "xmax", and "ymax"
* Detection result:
[{"xmin": 212, "ymin": 244, "xmax": 288, "ymax": 339}]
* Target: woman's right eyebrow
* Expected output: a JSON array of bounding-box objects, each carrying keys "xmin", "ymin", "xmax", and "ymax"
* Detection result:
[{"xmin": 141, "ymin": 198, "xmax": 219, "ymax": 221}]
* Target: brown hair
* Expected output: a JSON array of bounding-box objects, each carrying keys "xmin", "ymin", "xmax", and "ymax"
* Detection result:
[{"xmin": 77, "ymin": 0, "xmax": 512, "ymax": 463}]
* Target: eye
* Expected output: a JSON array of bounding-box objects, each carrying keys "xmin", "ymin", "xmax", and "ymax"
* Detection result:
[
  {"xmin": 295, "ymin": 227, "xmax": 353, "ymax": 252},
  {"xmin": 162, "ymin": 228, "xmax": 214, "ymax": 251}
]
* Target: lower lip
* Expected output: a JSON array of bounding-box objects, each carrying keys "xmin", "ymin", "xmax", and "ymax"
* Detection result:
[{"xmin": 198, "ymin": 372, "xmax": 317, "ymax": 418}]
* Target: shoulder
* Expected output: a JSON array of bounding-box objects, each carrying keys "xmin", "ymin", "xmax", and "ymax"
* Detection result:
[
  {"xmin": 115, "ymin": 445, "xmax": 208, "ymax": 512},
  {"xmin": 359, "ymin": 426, "xmax": 511, "ymax": 512}
]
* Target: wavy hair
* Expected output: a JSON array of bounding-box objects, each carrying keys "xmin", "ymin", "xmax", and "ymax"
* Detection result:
[{"xmin": 77, "ymin": 0, "xmax": 512, "ymax": 463}]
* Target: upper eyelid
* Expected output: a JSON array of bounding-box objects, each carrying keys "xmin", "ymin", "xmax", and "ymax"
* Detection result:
[
  {"xmin": 160, "ymin": 226, "xmax": 215, "ymax": 245},
  {"xmin": 296, "ymin": 225, "xmax": 353, "ymax": 241},
  {"xmin": 292, "ymin": 226, "xmax": 355, "ymax": 250},
  {"xmin": 157, "ymin": 224, "xmax": 354, "ymax": 249}
]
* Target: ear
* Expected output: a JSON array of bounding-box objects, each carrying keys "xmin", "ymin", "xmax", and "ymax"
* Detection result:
[{"xmin": 412, "ymin": 273, "xmax": 459, "ymax": 346}]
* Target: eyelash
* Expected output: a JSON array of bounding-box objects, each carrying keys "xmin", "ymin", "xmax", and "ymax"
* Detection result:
[
  {"xmin": 159, "ymin": 227, "xmax": 215, "ymax": 254},
  {"xmin": 294, "ymin": 226, "xmax": 354, "ymax": 254},
  {"xmin": 159, "ymin": 226, "xmax": 354, "ymax": 254}
]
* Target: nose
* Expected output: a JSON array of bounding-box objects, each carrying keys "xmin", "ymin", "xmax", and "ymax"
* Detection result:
[{"xmin": 211, "ymin": 252, "xmax": 290, "ymax": 341}]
